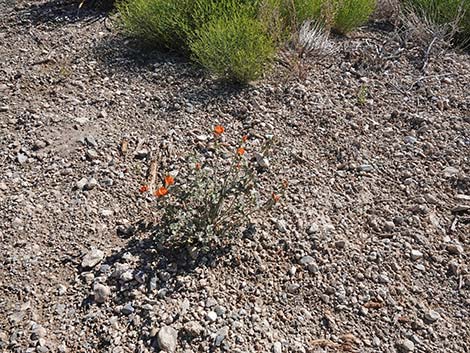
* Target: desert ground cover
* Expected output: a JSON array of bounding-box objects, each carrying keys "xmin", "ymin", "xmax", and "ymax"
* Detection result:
[{"xmin": 0, "ymin": 0, "xmax": 469, "ymax": 352}]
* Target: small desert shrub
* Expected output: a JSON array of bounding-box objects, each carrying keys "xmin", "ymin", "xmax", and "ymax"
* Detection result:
[
  {"xmin": 139, "ymin": 126, "xmax": 285, "ymax": 249},
  {"xmin": 403, "ymin": 0, "xmax": 470, "ymax": 45},
  {"xmin": 190, "ymin": 13, "xmax": 276, "ymax": 82},
  {"xmin": 332, "ymin": 0, "xmax": 377, "ymax": 34},
  {"xmin": 116, "ymin": 0, "xmax": 193, "ymax": 50},
  {"xmin": 116, "ymin": 0, "xmax": 377, "ymax": 82}
]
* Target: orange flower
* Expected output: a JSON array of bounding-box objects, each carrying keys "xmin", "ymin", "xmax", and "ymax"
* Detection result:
[
  {"xmin": 242, "ymin": 135, "xmax": 248, "ymax": 143},
  {"xmin": 214, "ymin": 125, "xmax": 224, "ymax": 135},
  {"xmin": 155, "ymin": 186, "xmax": 168, "ymax": 197},
  {"xmin": 272, "ymin": 192, "xmax": 281, "ymax": 203},
  {"xmin": 164, "ymin": 175, "xmax": 174, "ymax": 186},
  {"xmin": 195, "ymin": 162, "xmax": 201, "ymax": 170},
  {"xmin": 139, "ymin": 184, "xmax": 149, "ymax": 193},
  {"xmin": 237, "ymin": 147, "xmax": 245, "ymax": 156}
]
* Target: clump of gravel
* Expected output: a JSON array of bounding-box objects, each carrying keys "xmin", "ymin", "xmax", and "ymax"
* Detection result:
[{"xmin": 0, "ymin": 1, "xmax": 469, "ymax": 352}]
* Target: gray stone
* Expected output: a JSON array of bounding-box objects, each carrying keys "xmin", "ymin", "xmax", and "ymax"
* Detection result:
[
  {"xmin": 443, "ymin": 166, "xmax": 459, "ymax": 178},
  {"xmin": 424, "ymin": 310, "xmax": 440, "ymax": 323},
  {"xmin": 205, "ymin": 297, "xmax": 217, "ymax": 308},
  {"xmin": 404, "ymin": 136, "xmax": 417, "ymax": 144},
  {"xmin": 57, "ymin": 285, "xmax": 67, "ymax": 296},
  {"xmin": 184, "ymin": 321, "xmax": 203, "ymax": 337},
  {"xmin": 74, "ymin": 117, "xmax": 89, "ymax": 125},
  {"xmin": 135, "ymin": 149, "xmax": 149, "ymax": 160},
  {"xmin": 84, "ymin": 178, "xmax": 98, "ymax": 190},
  {"xmin": 93, "ymin": 283, "xmax": 111, "ymax": 304},
  {"xmin": 254, "ymin": 152, "xmax": 270, "ymax": 169},
  {"xmin": 121, "ymin": 303, "xmax": 134, "ymax": 315},
  {"xmin": 398, "ymin": 339, "xmax": 415, "ymax": 352},
  {"xmin": 31, "ymin": 324, "xmax": 47, "ymax": 340},
  {"xmin": 359, "ymin": 164, "xmax": 373, "ymax": 172},
  {"xmin": 335, "ymin": 240, "xmax": 346, "ymax": 249},
  {"xmin": 384, "ymin": 221, "xmax": 395, "ymax": 232},
  {"xmin": 82, "ymin": 248, "xmax": 104, "ymax": 268},
  {"xmin": 307, "ymin": 223, "xmax": 319, "ymax": 234},
  {"xmin": 287, "ymin": 283, "xmax": 300, "ymax": 293},
  {"xmin": 276, "ymin": 220, "xmax": 287, "ymax": 233},
  {"xmin": 84, "ymin": 135, "xmax": 98, "ymax": 148},
  {"xmin": 299, "ymin": 255, "xmax": 315, "ymax": 267},
  {"xmin": 86, "ymin": 149, "xmax": 99, "ymax": 160},
  {"xmin": 157, "ymin": 326, "xmax": 178, "ymax": 353},
  {"xmin": 214, "ymin": 326, "xmax": 228, "ymax": 347},
  {"xmin": 446, "ymin": 244, "xmax": 463, "ymax": 255}
]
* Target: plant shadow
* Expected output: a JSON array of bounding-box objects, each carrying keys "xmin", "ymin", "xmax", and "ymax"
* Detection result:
[
  {"xmin": 81, "ymin": 218, "xmax": 235, "ymax": 349},
  {"xmin": 17, "ymin": 0, "xmax": 112, "ymax": 27},
  {"xmin": 91, "ymin": 35, "xmax": 255, "ymax": 108}
]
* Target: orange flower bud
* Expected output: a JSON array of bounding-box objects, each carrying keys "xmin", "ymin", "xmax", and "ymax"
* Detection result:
[
  {"xmin": 242, "ymin": 135, "xmax": 248, "ymax": 143},
  {"xmin": 164, "ymin": 175, "xmax": 174, "ymax": 186},
  {"xmin": 237, "ymin": 147, "xmax": 245, "ymax": 156},
  {"xmin": 214, "ymin": 125, "xmax": 224, "ymax": 135},
  {"xmin": 155, "ymin": 186, "xmax": 168, "ymax": 197},
  {"xmin": 195, "ymin": 162, "xmax": 201, "ymax": 170},
  {"xmin": 272, "ymin": 192, "xmax": 281, "ymax": 203},
  {"xmin": 139, "ymin": 185, "xmax": 149, "ymax": 193}
]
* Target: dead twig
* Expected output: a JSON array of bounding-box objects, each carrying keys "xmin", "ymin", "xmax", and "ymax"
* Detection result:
[{"xmin": 147, "ymin": 159, "xmax": 158, "ymax": 193}]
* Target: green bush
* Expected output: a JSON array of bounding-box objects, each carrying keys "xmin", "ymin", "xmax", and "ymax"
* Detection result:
[
  {"xmin": 116, "ymin": 0, "xmax": 193, "ymax": 50},
  {"xmin": 403, "ymin": 0, "xmax": 470, "ymax": 45},
  {"xmin": 116, "ymin": 0, "xmax": 377, "ymax": 82},
  {"xmin": 332, "ymin": 0, "xmax": 377, "ymax": 34},
  {"xmin": 190, "ymin": 12, "xmax": 276, "ymax": 82}
]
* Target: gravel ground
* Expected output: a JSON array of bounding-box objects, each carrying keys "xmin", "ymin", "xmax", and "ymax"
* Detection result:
[{"xmin": 1, "ymin": 1, "xmax": 469, "ymax": 352}]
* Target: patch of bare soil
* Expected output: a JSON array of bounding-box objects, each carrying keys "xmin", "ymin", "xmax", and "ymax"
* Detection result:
[{"xmin": 1, "ymin": 1, "xmax": 469, "ymax": 352}]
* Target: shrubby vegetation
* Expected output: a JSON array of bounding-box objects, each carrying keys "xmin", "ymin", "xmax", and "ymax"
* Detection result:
[
  {"xmin": 403, "ymin": 0, "xmax": 470, "ymax": 46},
  {"xmin": 116, "ymin": 0, "xmax": 377, "ymax": 82},
  {"xmin": 139, "ymin": 126, "xmax": 285, "ymax": 249}
]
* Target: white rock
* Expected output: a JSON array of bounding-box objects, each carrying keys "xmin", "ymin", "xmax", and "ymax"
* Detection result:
[
  {"xmin": 276, "ymin": 219, "xmax": 287, "ymax": 233},
  {"xmin": 157, "ymin": 326, "xmax": 178, "ymax": 353},
  {"xmin": 85, "ymin": 178, "xmax": 98, "ymax": 190},
  {"xmin": 76, "ymin": 177, "xmax": 88, "ymax": 190},
  {"xmin": 82, "ymin": 248, "xmax": 104, "ymax": 268},
  {"xmin": 443, "ymin": 166, "xmax": 459, "ymax": 178},
  {"xmin": 424, "ymin": 310, "xmax": 440, "ymax": 323},
  {"xmin": 93, "ymin": 283, "xmax": 111, "ymax": 303},
  {"xmin": 410, "ymin": 249, "xmax": 423, "ymax": 261},
  {"xmin": 206, "ymin": 311, "xmax": 218, "ymax": 322},
  {"xmin": 254, "ymin": 152, "xmax": 270, "ymax": 169},
  {"xmin": 273, "ymin": 341, "xmax": 282, "ymax": 353}
]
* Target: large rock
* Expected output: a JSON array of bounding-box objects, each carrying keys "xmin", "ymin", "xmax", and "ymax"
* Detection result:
[
  {"xmin": 82, "ymin": 248, "xmax": 104, "ymax": 268},
  {"xmin": 93, "ymin": 283, "xmax": 111, "ymax": 303},
  {"xmin": 157, "ymin": 326, "xmax": 178, "ymax": 353}
]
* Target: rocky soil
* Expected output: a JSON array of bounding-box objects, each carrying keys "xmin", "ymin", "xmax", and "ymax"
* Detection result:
[{"xmin": 1, "ymin": 1, "xmax": 469, "ymax": 352}]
